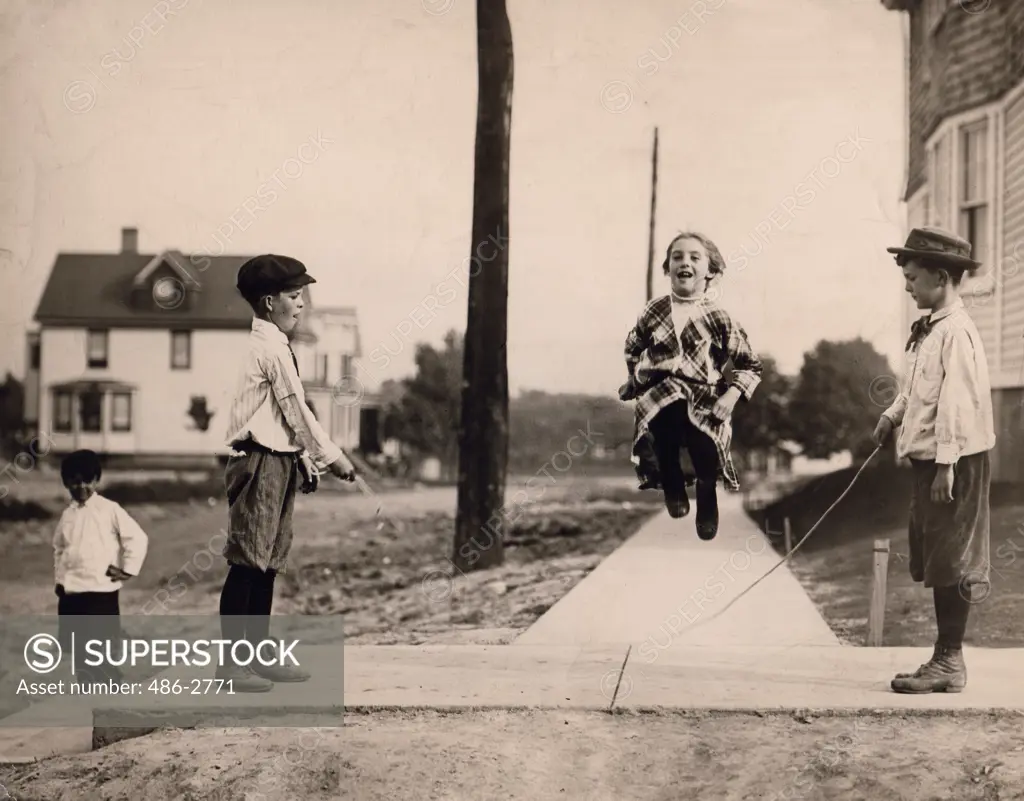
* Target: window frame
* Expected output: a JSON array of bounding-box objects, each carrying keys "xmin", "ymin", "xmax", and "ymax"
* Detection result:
[
  {"xmin": 86, "ymin": 329, "xmax": 109, "ymax": 369},
  {"xmin": 53, "ymin": 390, "xmax": 73, "ymax": 433},
  {"xmin": 111, "ymin": 392, "xmax": 132, "ymax": 432},
  {"xmin": 170, "ymin": 330, "xmax": 192, "ymax": 370},
  {"xmin": 924, "ymin": 108, "xmax": 997, "ymax": 296}
]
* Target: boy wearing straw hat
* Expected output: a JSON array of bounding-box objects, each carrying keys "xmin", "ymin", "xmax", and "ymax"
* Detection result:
[{"xmin": 874, "ymin": 226, "xmax": 995, "ymax": 694}]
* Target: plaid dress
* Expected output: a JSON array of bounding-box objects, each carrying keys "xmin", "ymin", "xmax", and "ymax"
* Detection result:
[{"xmin": 622, "ymin": 295, "xmax": 762, "ymax": 492}]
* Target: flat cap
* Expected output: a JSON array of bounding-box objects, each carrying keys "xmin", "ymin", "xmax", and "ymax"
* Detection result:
[{"xmin": 236, "ymin": 254, "xmax": 316, "ymax": 299}]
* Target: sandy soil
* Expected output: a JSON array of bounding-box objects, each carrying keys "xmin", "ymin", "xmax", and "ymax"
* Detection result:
[
  {"xmin": 786, "ymin": 498, "xmax": 1024, "ymax": 648},
  {"xmin": 0, "ymin": 475, "xmax": 661, "ymax": 719},
  {"xmin": 5, "ymin": 710, "xmax": 1024, "ymax": 800}
]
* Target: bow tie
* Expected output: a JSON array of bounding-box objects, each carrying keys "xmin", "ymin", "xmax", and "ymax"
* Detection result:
[{"xmin": 905, "ymin": 316, "xmax": 934, "ymax": 352}]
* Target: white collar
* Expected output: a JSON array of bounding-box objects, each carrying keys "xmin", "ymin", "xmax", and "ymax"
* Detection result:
[
  {"xmin": 926, "ymin": 297, "xmax": 964, "ymax": 324},
  {"xmin": 252, "ymin": 317, "xmax": 290, "ymax": 345},
  {"xmin": 68, "ymin": 492, "xmax": 100, "ymax": 510}
]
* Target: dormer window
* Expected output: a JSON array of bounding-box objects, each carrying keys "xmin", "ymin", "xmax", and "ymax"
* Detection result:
[{"xmin": 131, "ymin": 250, "xmax": 201, "ymax": 312}]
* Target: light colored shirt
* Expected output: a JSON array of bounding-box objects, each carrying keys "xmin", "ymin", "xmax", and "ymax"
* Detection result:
[
  {"xmin": 53, "ymin": 493, "xmax": 149, "ymax": 593},
  {"xmin": 883, "ymin": 298, "xmax": 995, "ymax": 465},
  {"xmin": 224, "ymin": 318, "xmax": 344, "ymax": 471},
  {"xmin": 670, "ymin": 294, "xmax": 710, "ymax": 374}
]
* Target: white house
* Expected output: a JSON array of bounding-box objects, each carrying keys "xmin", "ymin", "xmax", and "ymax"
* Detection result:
[
  {"xmin": 883, "ymin": 0, "xmax": 1024, "ymax": 483},
  {"xmin": 27, "ymin": 227, "xmax": 363, "ymax": 467},
  {"xmin": 291, "ymin": 303, "xmax": 364, "ymax": 456}
]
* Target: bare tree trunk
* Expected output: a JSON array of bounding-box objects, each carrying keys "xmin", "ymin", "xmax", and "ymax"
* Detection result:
[
  {"xmin": 645, "ymin": 127, "xmax": 659, "ymax": 302},
  {"xmin": 452, "ymin": 0, "xmax": 513, "ymax": 573}
]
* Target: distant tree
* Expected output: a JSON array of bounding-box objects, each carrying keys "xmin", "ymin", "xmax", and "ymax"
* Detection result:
[
  {"xmin": 509, "ymin": 390, "xmax": 633, "ymax": 470},
  {"xmin": 788, "ymin": 338, "xmax": 895, "ymax": 459},
  {"xmin": 731, "ymin": 355, "xmax": 793, "ymax": 453},
  {"xmin": 381, "ymin": 331, "xmax": 463, "ymax": 479}
]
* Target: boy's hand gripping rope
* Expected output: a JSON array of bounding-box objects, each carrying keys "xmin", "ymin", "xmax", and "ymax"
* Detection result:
[{"xmin": 675, "ymin": 444, "xmax": 883, "ymax": 637}]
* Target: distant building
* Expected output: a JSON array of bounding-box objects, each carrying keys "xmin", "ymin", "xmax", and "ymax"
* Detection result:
[
  {"xmin": 882, "ymin": 0, "xmax": 1024, "ymax": 482},
  {"xmin": 27, "ymin": 227, "xmax": 363, "ymax": 467},
  {"xmin": 737, "ymin": 441, "xmax": 798, "ymax": 480}
]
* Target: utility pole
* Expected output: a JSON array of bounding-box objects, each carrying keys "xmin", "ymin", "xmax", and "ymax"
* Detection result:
[
  {"xmin": 645, "ymin": 126, "xmax": 659, "ymax": 301},
  {"xmin": 452, "ymin": 0, "xmax": 514, "ymax": 573}
]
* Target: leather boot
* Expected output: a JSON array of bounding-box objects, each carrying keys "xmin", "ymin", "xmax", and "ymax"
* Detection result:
[
  {"xmin": 890, "ymin": 645, "xmax": 966, "ymax": 693},
  {"xmin": 893, "ymin": 644, "xmax": 940, "ymax": 680},
  {"xmin": 663, "ymin": 489, "xmax": 690, "ymax": 519},
  {"xmin": 695, "ymin": 479, "xmax": 719, "ymax": 540}
]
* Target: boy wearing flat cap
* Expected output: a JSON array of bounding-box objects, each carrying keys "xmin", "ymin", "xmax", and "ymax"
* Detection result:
[
  {"xmin": 873, "ymin": 226, "xmax": 996, "ymax": 694},
  {"xmin": 218, "ymin": 254, "xmax": 357, "ymax": 692}
]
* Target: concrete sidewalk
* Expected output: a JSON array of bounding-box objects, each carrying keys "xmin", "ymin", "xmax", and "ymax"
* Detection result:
[
  {"xmin": 5, "ymin": 644, "xmax": 1024, "ymax": 759},
  {"xmin": 343, "ymin": 644, "xmax": 1024, "ymax": 712},
  {"xmin": 517, "ymin": 492, "xmax": 839, "ymax": 649}
]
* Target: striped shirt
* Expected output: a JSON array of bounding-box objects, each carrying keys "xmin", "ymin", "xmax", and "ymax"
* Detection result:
[
  {"xmin": 53, "ymin": 493, "xmax": 149, "ymax": 593},
  {"xmin": 224, "ymin": 318, "xmax": 344, "ymax": 470}
]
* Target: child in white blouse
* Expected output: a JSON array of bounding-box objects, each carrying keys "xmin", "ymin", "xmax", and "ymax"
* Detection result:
[{"xmin": 53, "ymin": 449, "xmax": 148, "ymax": 682}]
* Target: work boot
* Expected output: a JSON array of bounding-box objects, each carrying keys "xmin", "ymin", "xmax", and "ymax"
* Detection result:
[
  {"xmin": 893, "ymin": 644, "xmax": 940, "ymax": 680},
  {"xmin": 215, "ymin": 662, "xmax": 274, "ymax": 693},
  {"xmin": 251, "ymin": 663, "xmax": 311, "ymax": 683},
  {"xmin": 695, "ymin": 479, "xmax": 719, "ymax": 541},
  {"xmin": 663, "ymin": 490, "xmax": 690, "ymax": 519},
  {"xmin": 890, "ymin": 645, "xmax": 966, "ymax": 693}
]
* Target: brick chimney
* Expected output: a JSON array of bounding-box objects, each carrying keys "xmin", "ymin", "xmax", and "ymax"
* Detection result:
[{"xmin": 122, "ymin": 227, "xmax": 138, "ymax": 253}]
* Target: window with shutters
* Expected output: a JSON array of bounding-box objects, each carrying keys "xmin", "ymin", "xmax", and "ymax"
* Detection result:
[
  {"xmin": 929, "ymin": 133, "xmax": 952, "ymax": 230},
  {"xmin": 958, "ymin": 119, "xmax": 991, "ymax": 292}
]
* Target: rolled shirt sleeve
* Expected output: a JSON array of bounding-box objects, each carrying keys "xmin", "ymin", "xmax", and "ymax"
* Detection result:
[{"xmin": 263, "ymin": 348, "xmax": 344, "ymax": 471}]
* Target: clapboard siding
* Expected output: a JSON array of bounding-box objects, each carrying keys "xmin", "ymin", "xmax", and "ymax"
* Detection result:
[
  {"xmin": 1003, "ymin": 92, "xmax": 1024, "ymax": 377},
  {"xmin": 968, "ymin": 298, "xmax": 1000, "ymax": 376},
  {"xmin": 994, "ymin": 388, "xmax": 1024, "ymax": 483},
  {"xmin": 902, "ymin": 0, "xmax": 1024, "ymax": 200}
]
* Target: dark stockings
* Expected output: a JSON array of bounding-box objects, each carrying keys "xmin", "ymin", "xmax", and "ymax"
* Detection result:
[
  {"xmin": 934, "ymin": 584, "xmax": 971, "ymax": 650},
  {"xmin": 219, "ymin": 564, "xmax": 278, "ymax": 658},
  {"xmin": 647, "ymin": 400, "xmax": 719, "ymax": 497}
]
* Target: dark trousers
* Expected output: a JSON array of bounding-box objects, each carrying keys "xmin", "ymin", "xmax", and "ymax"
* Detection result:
[
  {"xmin": 647, "ymin": 400, "xmax": 719, "ymax": 498},
  {"xmin": 57, "ymin": 588, "xmax": 123, "ymax": 682}
]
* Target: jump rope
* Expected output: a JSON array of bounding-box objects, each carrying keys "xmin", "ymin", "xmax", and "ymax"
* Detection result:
[
  {"xmin": 349, "ymin": 440, "xmax": 885, "ymax": 632},
  {"xmin": 666, "ymin": 442, "xmax": 883, "ymax": 637}
]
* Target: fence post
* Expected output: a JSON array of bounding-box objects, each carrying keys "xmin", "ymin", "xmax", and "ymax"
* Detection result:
[
  {"xmin": 866, "ymin": 538, "xmax": 891, "ymax": 647},
  {"xmin": 783, "ymin": 517, "xmax": 792, "ymax": 553}
]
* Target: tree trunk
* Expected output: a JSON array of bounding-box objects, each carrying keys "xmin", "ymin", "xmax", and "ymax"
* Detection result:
[{"xmin": 452, "ymin": 0, "xmax": 513, "ymax": 573}]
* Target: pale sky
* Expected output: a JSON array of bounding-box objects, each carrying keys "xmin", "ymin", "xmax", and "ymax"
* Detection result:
[{"xmin": 0, "ymin": 0, "xmax": 907, "ymax": 396}]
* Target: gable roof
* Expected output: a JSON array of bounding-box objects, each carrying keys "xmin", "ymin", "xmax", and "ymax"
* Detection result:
[{"xmin": 34, "ymin": 251, "xmax": 256, "ymax": 328}]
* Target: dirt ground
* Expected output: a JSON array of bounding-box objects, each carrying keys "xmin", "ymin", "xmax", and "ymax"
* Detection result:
[
  {"xmin": 749, "ymin": 461, "xmax": 1024, "ymax": 648},
  {"xmin": 7, "ymin": 470, "xmax": 1024, "ymax": 800},
  {"xmin": 5, "ymin": 710, "xmax": 1024, "ymax": 800},
  {"xmin": 0, "ymin": 474, "xmax": 660, "ymax": 718},
  {"xmin": 0, "ymin": 473, "xmax": 656, "ymax": 636},
  {"xmin": 785, "ymin": 497, "xmax": 1024, "ymax": 648}
]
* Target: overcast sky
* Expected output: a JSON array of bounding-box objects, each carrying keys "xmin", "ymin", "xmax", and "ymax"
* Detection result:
[{"xmin": 0, "ymin": 0, "xmax": 907, "ymax": 396}]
